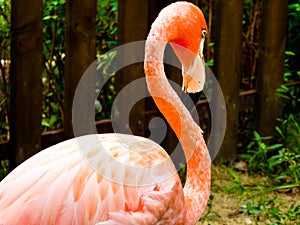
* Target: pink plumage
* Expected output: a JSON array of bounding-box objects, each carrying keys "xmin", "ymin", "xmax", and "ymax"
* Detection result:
[{"xmin": 0, "ymin": 2, "xmax": 210, "ymax": 224}]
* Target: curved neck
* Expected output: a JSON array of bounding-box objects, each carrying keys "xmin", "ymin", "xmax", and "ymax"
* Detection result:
[
  {"xmin": 144, "ymin": 39, "xmax": 211, "ymax": 224},
  {"xmin": 144, "ymin": 40, "xmax": 199, "ymax": 159}
]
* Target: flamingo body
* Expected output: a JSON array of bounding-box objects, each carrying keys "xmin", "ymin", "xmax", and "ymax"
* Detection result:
[
  {"xmin": 0, "ymin": 134, "xmax": 185, "ymax": 224},
  {"xmin": 0, "ymin": 2, "xmax": 210, "ymax": 224}
]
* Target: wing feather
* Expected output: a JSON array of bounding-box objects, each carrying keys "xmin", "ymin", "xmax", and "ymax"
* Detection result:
[{"xmin": 0, "ymin": 134, "xmax": 185, "ymax": 225}]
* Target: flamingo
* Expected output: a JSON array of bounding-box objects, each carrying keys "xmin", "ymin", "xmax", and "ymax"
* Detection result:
[{"xmin": 0, "ymin": 2, "xmax": 210, "ymax": 224}]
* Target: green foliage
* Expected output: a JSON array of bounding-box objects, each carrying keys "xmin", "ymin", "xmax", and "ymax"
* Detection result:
[
  {"xmin": 284, "ymin": 50, "xmax": 300, "ymax": 83},
  {"xmin": 225, "ymin": 167, "xmax": 246, "ymax": 194},
  {"xmin": 287, "ymin": 0, "xmax": 300, "ymax": 78},
  {"xmin": 178, "ymin": 162, "xmax": 186, "ymax": 185},
  {"xmin": 94, "ymin": 0, "xmax": 118, "ymax": 120},
  {"xmin": 0, "ymin": 159, "xmax": 8, "ymax": 181},
  {"xmin": 240, "ymin": 198, "xmax": 300, "ymax": 225},
  {"xmin": 0, "ymin": 0, "xmax": 11, "ymax": 140},
  {"xmin": 200, "ymin": 194, "xmax": 221, "ymax": 222},
  {"xmin": 240, "ymin": 62, "xmax": 300, "ymax": 185},
  {"xmin": 96, "ymin": 0, "xmax": 118, "ymax": 55},
  {"xmin": 0, "ymin": 0, "xmax": 10, "ymax": 141},
  {"xmin": 95, "ymin": 50, "xmax": 117, "ymax": 120},
  {"xmin": 205, "ymin": 58, "xmax": 214, "ymax": 67},
  {"xmin": 276, "ymin": 114, "xmax": 300, "ymax": 154},
  {"xmin": 42, "ymin": 0, "xmax": 66, "ymax": 131},
  {"xmin": 41, "ymin": 0, "xmax": 119, "ymax": 130},
  {"xmin": 0, "ymin": 0, "xmax": 9, "ymax": 52},
  {"xmin": 277, "ymin": 84, "xmax": 300, "ymax": 117},
  {"xmin": 240, "ymin": 130, "xmax": 300, "ymax": 185},
  {"xmin": 211, "ymin": 164, "xmax": 300, "ymax": 224},
  {"xmin": 0, "ymin": 0, "xmax": 118, "ymax": 134},
  {"xmin": 240, "ymin": 132, "xmax": 283, "ymax": 178}
]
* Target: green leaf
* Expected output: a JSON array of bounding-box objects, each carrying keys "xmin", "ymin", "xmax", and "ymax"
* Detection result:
[
  {"xmin": 249, "ymin": 209, "xmax": 261, "ymax": 214},
  {"xmin": 267, "ymin": 144, "xmax": 283, "ymax": 150},
  {"xmin": 239, "ymin": 154, "xmax": 251, "ymax": 160},
  {"xmin": 285, "ymin": 51, "xmax": 296, "ymax": 56},
  {"xmin": 206, "ymin": 59, "xmax": 214, "ymax": 67},
  {"xmin": 49, "ymin": 115, "xmax": 57, "ymax": 126},
  {"xmin": 275, "ymin": 126, "xmax": 285, "ymax": 138},
  {"xmin": 42, "ymin": 119, "xmax": 50, "ymax": 127},
  {"xmin": 274, "ymin": 174, "xmax": 287, "ymax": 181},
  {"xmin": 288, "ymin": 3, "xmax": 300, "ymax": 11},
  {"xmin": 253, "ymin": 131, "xmax": 261, "ymax": 140},
  {"xmin": 47, "ymin": 92, "xmax": 54, "ymax": 97},
  {"xmin": 277, "ymin": 85, "xmax": 288, "ymax": 92},
  {"xmin": 225, "ymin": 185, "xmax": 239, "ymax": 192},
  {"xmin": 43, "ymin": 15, "xmax": 52, "ymax": 20},
  {"xmin": 228, "ymin": 167, "xmax": 239, "ymax": 180},
  {"xmin": 206, "ymin": 214, "xmax": 220, "ymax": 220},
  {"xmin": 50, "ymin": 102, "xmax": 58, "ymax": 111},
  {"xmin": 109, "ymin": 27, "xmax": 117, "ymax": 35},
  {"xmin": 106, "ymin": 40, "xmax": 117, "ymax": 45},
  {"xmin": 276, "ymin": 93, "xmax": 290, "ymax": 100},
  {"xmin": 272, "ymin": 212, "xmax": 281, "ymax": 221}
]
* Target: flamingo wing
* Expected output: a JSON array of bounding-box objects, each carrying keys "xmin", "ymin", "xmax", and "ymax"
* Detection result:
[{"xmin": 0, "ymin": 134, "xmax": 185, "ymax": 225}]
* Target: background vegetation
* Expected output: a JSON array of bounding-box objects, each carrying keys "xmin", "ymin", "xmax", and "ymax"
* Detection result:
[{"xmin": 0, "ymin": 0, "xmax": 118, "ymax": 138}]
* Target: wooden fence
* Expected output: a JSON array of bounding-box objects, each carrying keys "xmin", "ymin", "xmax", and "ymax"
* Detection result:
[{"xmin": 0, "ymin": 0, "xmax": 292, "ymax": 168}]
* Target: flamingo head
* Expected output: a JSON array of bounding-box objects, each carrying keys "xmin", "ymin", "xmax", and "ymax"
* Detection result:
[{"xmin": 148, "ymin": 2, "xmax": 208, "ymax": 93}]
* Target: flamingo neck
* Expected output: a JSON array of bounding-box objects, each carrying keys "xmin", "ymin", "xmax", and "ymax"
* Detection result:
[{"xmin": 144, "ymin": 39, "xmax": 211, "ymax": 224}]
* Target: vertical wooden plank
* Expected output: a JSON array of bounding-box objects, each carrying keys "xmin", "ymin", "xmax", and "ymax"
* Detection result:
[
  {"xmin": 10, "ymin": 0, "xmax": 43, "ymax": 167},
  {"xmin": 115, "ymin": 0, "xmax": 149, "ymax": 136},
  {"xmin": 213, "ymin": 0, "xmax": 244, "ymax": 161},
  {"xmin": 256, "ymin": 0, "xmax": 288, "ymax": 136},
  {"xmin": 146, "ymin": 0, "xmax": 165, "ymax": 113},
  {"xmin": 64, "ymin": 0, "xmax": 96, "ymax": 138}
]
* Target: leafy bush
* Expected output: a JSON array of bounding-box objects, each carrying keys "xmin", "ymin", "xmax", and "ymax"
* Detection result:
[
  {"xmin": 276, "ymin": 114, "xmax": 300, "ymax": 154},
  {"xmin": 41, "ymin": 0, "xmax": 118, "ymax": 131},
  {"xmin": 0, "ymin": 0, "xmax": 118, "ymax": 136},
  {"xmin": 95, "ymin": 0, "xmax": 118, "ymax": 120},
  {"xmin": 42, "ymin": 0, "xmax": 66, "ymax": 131},
  {"xmin": 287, "ymin": 1, "xmax": 300, "ymax": 79},
  {"xmin": 96, "ymin": 0, "xmax": 118, "ymax": 55},
  {"xmin": 240, "ymin": 129, "xmax": 300, "ymax": 185},
  {"xmin": 241, "ymin": 132, "xmax": 282, "ymax": 177}
]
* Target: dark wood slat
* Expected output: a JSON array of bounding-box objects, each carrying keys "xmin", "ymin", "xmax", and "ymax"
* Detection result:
[
  {"xmin": 256, "ymin": 0, "xmax": 288, "ymax": 136},
  {"xmin": 115, "ymin": 0, "xmax": 149, "ymax": 136},
  {"xmin": 64, "ymin": 0, "xmax": 97, "ymax": 138},
  {"xmin": 213, "ymin": 0, "xmax": 244, "ymax": 161},
  {"xmin": 10, "ymin": 0, "xmax": 43, "ymax": 167}
]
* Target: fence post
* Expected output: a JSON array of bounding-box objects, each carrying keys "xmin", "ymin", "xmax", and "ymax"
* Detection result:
[
  {"xmin": 213, "ymin": 0, "xmax": 244, "ymax": 161},
  {"xmin": 115, "ymin": 0, "xmax": 149, "ymax": 136},
  {"xmin": 64, "ymin": 0, "xmax": 96, "ymax": 138},
  {"xmin": 256, "ymin": 0, "xmax": 288, "ymax": 136},
  {"xmin": 10, "ymin": 0, "xmax": 43, "ymax": 167}
]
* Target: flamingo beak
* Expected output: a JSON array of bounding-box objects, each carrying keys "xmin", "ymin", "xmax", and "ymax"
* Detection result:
[
  {"xmin": 182, "ymin": 50, "xmax": 205, "ymax": 93},
  {"xmin": 182, "ymin": 30, "xmax": 206, "ymax": 93}
]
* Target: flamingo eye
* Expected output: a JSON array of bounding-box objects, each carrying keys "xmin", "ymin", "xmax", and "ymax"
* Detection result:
[
  {"xmin": 199, "ymin": 30, "xmax": 206, "ymax": 58},
  {"xmin": 202, "ymin": 30, "xmax": 207, "ymax": 40}
]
